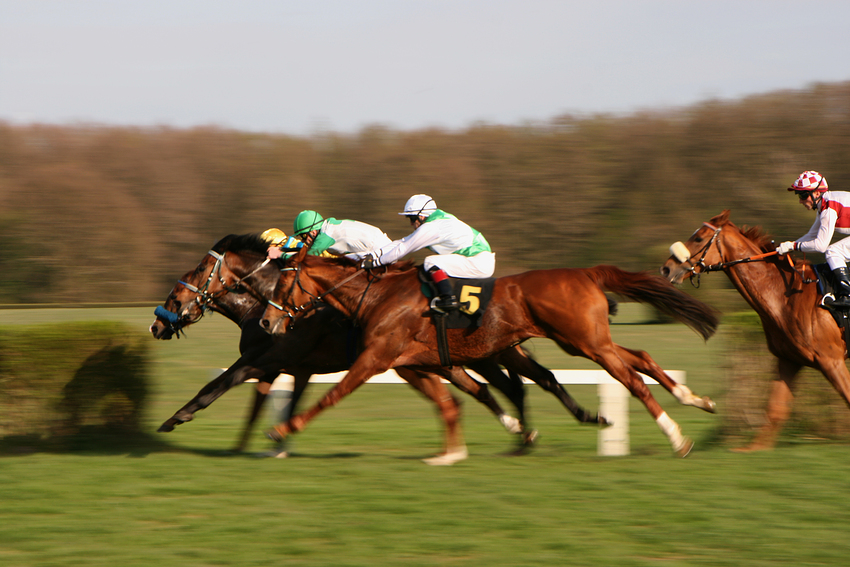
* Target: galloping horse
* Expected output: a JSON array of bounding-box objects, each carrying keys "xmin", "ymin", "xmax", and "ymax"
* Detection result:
[
  {"xmin": 661, "ymin": 210, "xmax": 850, "ymax": 451},
  {"xmin": 261, "ymin": 248, "xmax": 720, "ymax": 457},
  {"xmin": 151, "ymin": 234, "xmax": 603, "ymax": 463}
]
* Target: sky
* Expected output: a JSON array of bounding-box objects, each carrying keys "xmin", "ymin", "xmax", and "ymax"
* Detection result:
[{"xmin": 1, "ymin": 0, "xmax": 849, "ymax": 136}]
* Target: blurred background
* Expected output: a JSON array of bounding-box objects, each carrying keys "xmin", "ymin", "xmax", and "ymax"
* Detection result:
[{"xmin": 0, "ymin": 1, "xmax": 848, "ymax": 305}]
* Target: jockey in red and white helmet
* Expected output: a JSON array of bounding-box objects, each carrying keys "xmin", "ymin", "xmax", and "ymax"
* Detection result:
[{"xmin": 777, "ymin": 171, "xmax": 850, "ymax": 307}]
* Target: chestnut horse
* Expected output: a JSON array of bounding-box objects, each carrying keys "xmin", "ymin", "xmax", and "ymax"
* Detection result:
[
  {"xmin": 261, "ymin": 248, "xmax": 720, "ymax": 457},
  {"xmin": 151, "ymin": 234, "xmax": 603, "ymax": 463},
  {"xmin": 661, "ymin": 209, "xmax": 850, "ymax": 451}
]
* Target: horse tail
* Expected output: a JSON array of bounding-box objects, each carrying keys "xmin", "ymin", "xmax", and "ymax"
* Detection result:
[{"xmin": 585, "ymin": 265, "xmax": 719, "ymax": 340}]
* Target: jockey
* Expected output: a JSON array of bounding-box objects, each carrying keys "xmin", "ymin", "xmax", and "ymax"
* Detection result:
[
  {"xmin": 289, "ymin": 210, "xmax": 392, "ymax": 257},
  {"xmin": 261, "ymin": 228, "xmax": 302, "ymax": 257},
  {"xmin": 777, "ymin": 171, "xmax": 850, "ymax": 308},
  {"xmin": 349, "ymin": 194, "xmax": 495, "ymax": 312}
]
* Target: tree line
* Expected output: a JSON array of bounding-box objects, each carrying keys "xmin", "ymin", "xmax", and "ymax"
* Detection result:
[{"xmin": 0, "ymin": 81, "xmax": 848, "ymax": 304}]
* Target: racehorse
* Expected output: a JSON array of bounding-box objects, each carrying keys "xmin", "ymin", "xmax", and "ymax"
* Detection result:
[
  {"xmin": 260, "ymin": 248, "xmax": 720, "ymax": 457},
  {"xmin": 150, "ymin": 234, "xmax": 604, "ymax": 463},
  {"xmin": 661, "ymin": 209, "xmax": 850, "ymax": 451}
]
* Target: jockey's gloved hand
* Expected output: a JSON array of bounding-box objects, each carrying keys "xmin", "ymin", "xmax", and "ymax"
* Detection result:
[
  {"xmin": 361, "ymin": 256, "xmax": 376, "ymax": 270},
  {"xmin": 267, "ymin": 246, "xmax": 283, "ymax": 260},
  {"xmin": 777, "ymin": 241, "xmax": 796, "ymax": 255}
]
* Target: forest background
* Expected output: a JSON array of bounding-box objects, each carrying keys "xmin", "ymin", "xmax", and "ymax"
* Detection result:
[{"xmin": 1, "ymin": 81, "xmax": 848, "ymax": 305}]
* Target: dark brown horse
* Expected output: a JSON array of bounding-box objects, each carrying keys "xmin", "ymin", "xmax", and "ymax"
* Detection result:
[
  {"xmin": 661, "ymin": 209, "xmax": 850, "ymax": 451},
  {"xmin": 261, "ymin": 248, "xmax": 720, "ymax": 457},
  {"xmin": 151, "ymin": 234, "xmax": 603, "ymax": 463}
]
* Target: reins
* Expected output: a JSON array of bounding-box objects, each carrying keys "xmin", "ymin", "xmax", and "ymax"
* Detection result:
[
  {"xmin": 678, "ymin": 222, "xmax": 814, "ymax": 287},
  {"xmin": 267, "ymin": 261, "xmax": 375, "ymax": 327}
]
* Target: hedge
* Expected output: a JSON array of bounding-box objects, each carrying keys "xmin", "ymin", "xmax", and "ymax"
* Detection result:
[{"xmin": 0, "ymin": 321, "xmax": 150, "ymax": 450}]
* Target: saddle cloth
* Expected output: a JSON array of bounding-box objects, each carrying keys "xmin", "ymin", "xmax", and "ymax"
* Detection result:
[{"xmin": 419, "ymin": 268, "xmax": 496, "ymax": 329}]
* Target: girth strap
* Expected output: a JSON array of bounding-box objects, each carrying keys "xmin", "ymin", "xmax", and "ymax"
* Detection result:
[{"xmin": 432, "ymin": 311, "xmax": 452, "ymax": 367}]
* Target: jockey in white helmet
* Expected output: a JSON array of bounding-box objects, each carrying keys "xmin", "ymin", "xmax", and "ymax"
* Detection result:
[
  {"xmin": 777, "ymin": 171, "xmax": 850, "ymax": 308},
  {"xmin": 348, "ymin": 194, "xmax": 495, "ymax": 311}
]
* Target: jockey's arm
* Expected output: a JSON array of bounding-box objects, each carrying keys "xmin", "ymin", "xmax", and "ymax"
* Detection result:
[
  {"xmin": 368, "ymin": 224, "xmax": 440, "ymax": 266},
  {"xmin": 308, "ymin": 232, "xmax": 336, "ymax": 256},
  {"xmin": 797, "ymin": 209, "xmax": 837, "ymax": 253}
]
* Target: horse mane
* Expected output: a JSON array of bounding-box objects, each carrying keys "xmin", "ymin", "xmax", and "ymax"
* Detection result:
[
  {"xmin": 212, "ymin": 233, "xmax": 269, "ymax": 256},
  {"xmin": 304, "ymin": 254, "xmax": 419, "ymax": 274},
  {"xmin": 738, "ymin": 224, "xmax": 775, "ymax": 254}
]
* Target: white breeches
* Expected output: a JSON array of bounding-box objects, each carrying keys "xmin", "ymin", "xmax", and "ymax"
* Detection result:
[
  {"xmin": 826, "ymin": 236, "xmax": 850, "ymax": 270},
  {"xmin": 423, "ymin": 252, "xmax": 496, "ymax": 278}
]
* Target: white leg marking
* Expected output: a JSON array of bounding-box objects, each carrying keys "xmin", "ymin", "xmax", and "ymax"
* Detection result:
[
  {"xmin": 656, "ymin": 411, "xmax": 688, "ymax": 453},
  {"xmin": 499, "ymin": 414, "xmax": 523, "ymax": 434},
  {"xmin": 423, "ymin": 446, "xmax": 468, "ymax": 466}
]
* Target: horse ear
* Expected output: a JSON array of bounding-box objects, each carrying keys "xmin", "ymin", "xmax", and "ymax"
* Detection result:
[
  {"xmin": 711, "ymin": 210, "xmax": 731, "ymax": 226},
  {"xmin": 293, "ymin": 242, "xmax": 310, "ymax": 264}
]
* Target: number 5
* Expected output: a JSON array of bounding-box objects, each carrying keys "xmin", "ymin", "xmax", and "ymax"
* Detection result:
[{"xmin": 459, "ymin": 286, "xmax": 482, "ymax": 314}]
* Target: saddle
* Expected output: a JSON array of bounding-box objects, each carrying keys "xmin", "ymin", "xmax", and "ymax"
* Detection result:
[
  {"xmin": 418, "ymin": 267, "xmax": 496, "ymax": 366},
  {"xmin": 418, "ymin": 268, "xmax": 495, "ymax": 328},
  {"xmin": 813, "ymin": 263, "xmax": 850, "ymax": 358}
]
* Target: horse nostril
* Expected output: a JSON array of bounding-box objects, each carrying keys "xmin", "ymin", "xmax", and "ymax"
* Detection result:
[
  {"xmin": 660, "ymin": 266, "xmax": 670, "ymax": 278},
  {"xmin": 261, "ymin": 319, "xmax": 270, "ymax": 328}
]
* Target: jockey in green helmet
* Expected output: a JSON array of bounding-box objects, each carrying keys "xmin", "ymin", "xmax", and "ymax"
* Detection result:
[{"xmin": 287, "ymin": 209, "xmax": 391, "ymax": 257}]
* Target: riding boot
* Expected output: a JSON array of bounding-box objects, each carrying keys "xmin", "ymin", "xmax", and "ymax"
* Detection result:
[
  {"xmin": 831, "ymin": 267, "xmax": 850, "ymax": 309},
  {"xmin": 428, "ymin": 267, "xmax": 459, "ymax": 311}
]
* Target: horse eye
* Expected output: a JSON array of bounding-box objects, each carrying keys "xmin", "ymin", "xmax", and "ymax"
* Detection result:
[{"xmin": 694, "ymin": 236, "xmax": 703, "ymax": 243}]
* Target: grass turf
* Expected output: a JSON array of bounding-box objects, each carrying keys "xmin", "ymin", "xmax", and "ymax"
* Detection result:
[{"xmin": 1, "ymin": 306, "xmax": 849, "ymax": 566}]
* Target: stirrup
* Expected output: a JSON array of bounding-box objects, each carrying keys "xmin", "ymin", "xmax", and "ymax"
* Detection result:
[
  {"xmin": 830, "ymin": 295, "xmax": 850, "ymax": 309},
  {"xmin": 430, "ymin": 295, "xmax": 459, "ymax": 313}
]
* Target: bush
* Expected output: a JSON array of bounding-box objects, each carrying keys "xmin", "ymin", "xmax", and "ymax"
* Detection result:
[
  {"xmin": 719, "ymin": 311, "xmax": 850, "ymax": 444},
  {"xmin": 0, "ymin": 321, "xmax": 150, "ymax": 450}
]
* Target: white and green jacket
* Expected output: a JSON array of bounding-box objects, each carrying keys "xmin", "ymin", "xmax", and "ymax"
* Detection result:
[{"xmin": 358, "ymin": 209, "xmax": 491, "ymax": 266}]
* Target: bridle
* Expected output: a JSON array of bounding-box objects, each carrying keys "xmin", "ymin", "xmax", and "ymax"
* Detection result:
[
  {"xmin": 671, "ymin": 222, "xmax": 814, "ymax": 288},
  {"xmin": 266, "ymin": 261, "xmax": 376, "ymax": 329},
  {"xmin": 158, "ymin": 250, "xmax": 276, "ymax": 334}
]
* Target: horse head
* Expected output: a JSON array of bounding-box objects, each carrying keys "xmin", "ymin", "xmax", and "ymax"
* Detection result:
[
  {"xmin": 660, "ymin": 210, "xmax": 733, "ymax": 285},
  {"xmin": 259, "ymin": 247, "xmax": 383, "ymax": 335},
  {"xmin": 150, "ymin": 234, "xmax": 281, "ymax": 339}
]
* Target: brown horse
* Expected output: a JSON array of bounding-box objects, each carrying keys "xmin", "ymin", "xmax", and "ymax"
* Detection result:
[
  {"xmin": 151, "ymin": 234, "xmax": 602, "ymax": 463},
  {"xmin": 261, "ymin": 248, "xmax": 720, "ymax": 457},
  {"xmin": 661, "ymin": 209, "xmax": 850, "ymax": 451}
]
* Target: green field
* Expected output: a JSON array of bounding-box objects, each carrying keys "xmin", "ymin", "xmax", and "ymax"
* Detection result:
[{"xmin": 1, "ymin": 306, "xmax": 850, "ymax": 566}]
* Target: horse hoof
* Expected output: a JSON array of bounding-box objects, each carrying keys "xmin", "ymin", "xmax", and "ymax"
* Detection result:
[
  {"xmin": 730, "ymin": 443, "xmax": 771, "ymax": 453},
  {"xmin": 522, "ymin": 429, "xmax": 539, "ymax": 446},
  {"xmin": 423, "ymin": 447, "xmax": 468, "ymax": 466},
  {"xmin": 702, "ymin": 397, "xmax": 717, "ymax": 414},
  {"xmin": 266, "ymin": 426, "xmax": 289, "ymax": 442},
  {"xmin": 676, "ymin": 438, "xmax": 694, "ymax": 458},
  {"xmin": 255, "ymin": 449, "xmax": 289, "ymax": 459},
  {"xmin": 265, "ymin": 430, "xmax": 282, "ymax": 442},
  {"xmin": 157, "ymin": 418, "xmax": 183, "ymax": 433},
  {"xmin": 597, "ymin": 414, "xmax": 613, "ymax": 428}
]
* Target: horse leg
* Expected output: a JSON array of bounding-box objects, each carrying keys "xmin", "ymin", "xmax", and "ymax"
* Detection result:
[
  {"xmin": 583, "ymin": 343, "xmax": 693, "ymax": 457},
  {"xmin": 466, "ymin": 358, "xmax": 538, "ymax": 447},
  {"xmin": 231, "ymin": 381, "xmax": 271, "ymax": 453},
  {"xmin": 733, "ymin": 357, "xmax": 801, "ymax": 452},
  {"xmin": 268, "ymin": 356, "xmax": 385, "ymax": 440},
  {"xmin": 615, "ymin": 345, "xmax": 716, "ymax": 413},
  {"xmin": 819, "ymin": 354, "xmax": 850, "ymax": 409},
  {"xmin": 495, "ymin": 346, "xmax": 609, "ymax": 427},
  {"xmin": 438, "ymin": 364, "xmax": 523, "ymax": 436},
  {"xmin": 396, "ymin": 367, "xmax": 467, "ymax": 466},
  {"xmin": 158, "ymin": 362, "xmax": 264, "ymax": 432},
  {"xmin": 258, "ymin": 371, "xmax": 312, "ymax": 458}
]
